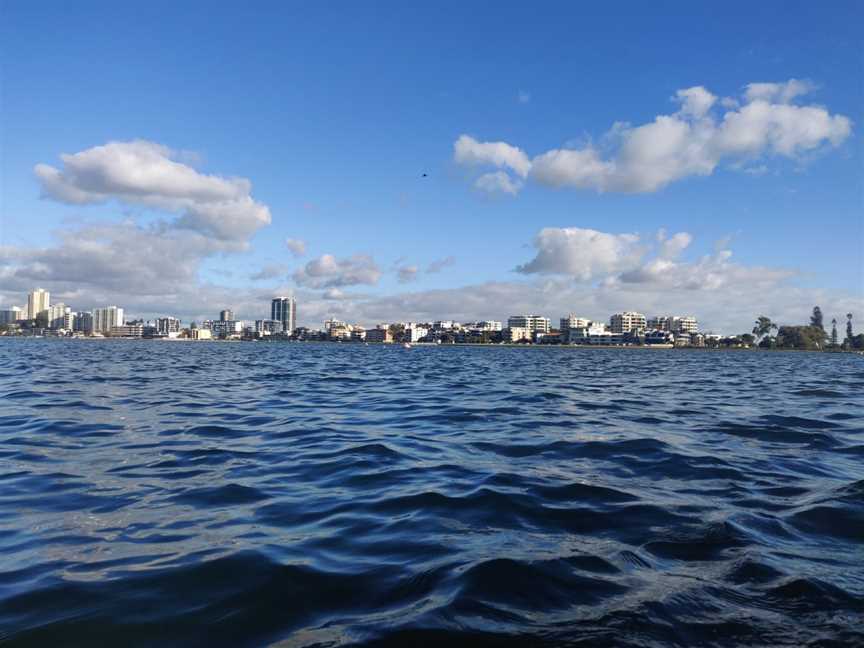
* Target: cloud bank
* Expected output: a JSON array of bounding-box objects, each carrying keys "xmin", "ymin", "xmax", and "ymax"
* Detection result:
[{"xmin": 454, "ymin": 79, "xmax": 852, "ymax": 195}]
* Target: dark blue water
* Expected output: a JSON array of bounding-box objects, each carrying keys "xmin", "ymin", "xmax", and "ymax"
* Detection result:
[{"xmin": 1, "ymin": 339, "xmax": 862, "ymax": 646}]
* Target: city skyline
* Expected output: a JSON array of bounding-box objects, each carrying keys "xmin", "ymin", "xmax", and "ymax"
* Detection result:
[{"xmin": 1, "ymin": 3, "xmax": 861, "ymax": 332}]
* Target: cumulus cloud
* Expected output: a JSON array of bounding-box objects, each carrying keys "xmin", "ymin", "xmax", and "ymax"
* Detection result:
[
  {"xmin": 515, "ymin": 225, "xmax": 795, "ymax": 296},
  {"xmin": 475, "ymin": 171, "xmax": 523, "ymax": 195},
  {"xmin": 1, "ymin": 140, "xmax": 281, "ymax": 321},
  {"xmin": 35, "ymin": 140, "xmax": 271, "ymax": 243},
  {"xmin": 454, "ymin": 79, "xmax": 852, "ymax": 194},
  {"xmin": 657, "ymin": 230, "xmax": 693, "ymax": 260},
  {"xmin": 516, "ymin": 227, "xmax": 643, "ymax": 279},
  {"xmin": 285, "ymin": 238, "xmax": 307, "ymax": 257},
  {"xmin": 453, "ymin": 135, "xmax": 531, "ymax": 178},
  {"xmin": 427, "ymin": 256, "xmax": 456, "ymax": 273},
  {"xmin": 292, "ymin": 254, "xmax": 382, "ymax": 289}
]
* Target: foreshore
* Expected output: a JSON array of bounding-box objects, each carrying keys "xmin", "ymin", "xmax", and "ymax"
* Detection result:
[{"xmin": 3, "ymin": 336, "xmax": 861, "ymax": 354}]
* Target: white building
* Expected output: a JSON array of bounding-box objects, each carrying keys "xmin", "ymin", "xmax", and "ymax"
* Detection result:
[
  {"xmin": 46, "ymin": 303, "xmax": 72, "ymax": 330},
  {"xmin": 504, "ymin": 326, "xmax": 532, "ymax": 342},
  {"xmin": 465, "ymin": 320, "xmax": 502, "ymax": 332},
  {"xmin": 560, "ymin": 314, "xmax": 593, "ymax": 331},
  {"xmin": 155, "ymin": 316, "xmax": 181, "ymax": 335},
  {"xmin": 92, "ymin": 306, "xmax": 124, "ymax": 334},
  {"xmin": 671, "ymin": 316, "xmax": 698, "ymax": 334},
  {"xmin": 27, "ymin": 288, "xmax": 50, "ymax": 320},
  {"xmin": 254, "ymin": 319, "xmax": 282, "ymax": 335},
  {"xmin": 647, "ymin": 315, "xmax": 698, "ymax": 334},
  {"xmin": 210, "ymin": 320, "xmax": 243, "ymax": 338},
  {"xmin": 610, "ymin": 312, "xmax": 646, "ymax": 334},
  {"xmin": 507, "ymin": 315, "xmax": 551, "ymax": 334},
  {"xmin": 404, "ymin": 326, "xmax": 429, "ymax": 343}
]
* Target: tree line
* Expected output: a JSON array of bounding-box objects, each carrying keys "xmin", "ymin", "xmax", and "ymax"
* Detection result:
[{"xmin": 751, "ymin": 308, "xmax": 862, "ymax": 351}]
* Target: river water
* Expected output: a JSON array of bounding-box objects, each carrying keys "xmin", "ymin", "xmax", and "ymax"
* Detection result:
[{"xmin": 1, "ymin": 339, "xmax": 862, "ymax": 646}]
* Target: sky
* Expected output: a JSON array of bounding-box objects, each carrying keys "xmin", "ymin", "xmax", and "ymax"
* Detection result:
[{"xmin": 1, "ymin": 1, "xmax": 862, "ymax": 333}]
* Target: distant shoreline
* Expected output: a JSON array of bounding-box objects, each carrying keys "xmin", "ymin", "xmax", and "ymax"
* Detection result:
[{"xmin": 2, "ymin": 336, "xmax": 860, "ymax": 354}]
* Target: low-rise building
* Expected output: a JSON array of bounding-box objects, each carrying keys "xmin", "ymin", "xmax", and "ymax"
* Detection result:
[
  {"xmin": 110, "ymin": 324, "xmax": 144, "ymax": 338},
  {"xmin": 190, "ymin": 328, "xmax": 212, "ymax": 340},
  {"xmin": 365, "ymin": 327, "xmax": 393, "ymax": 343},
  {"xmin": 610, "ymin": 312, "xmax": 646, "ymax": 334},
  {"xmin": 404, "ymin": 326, "xmax": 429, "ymax": 343},
  {"xmin": 156, "ymin": 316, "xmax": 182, "ymax": 335},
  {"xmin": 645, "ymin": 330, "xmax": 674, "ymax": 345},
  {"xmin": 507, "ymin": 315, "xmax": 550, "ymax": 334},
  {"xmin": 504, "ymin": 326, "xmax": 532, "ymax": 343},
  {"xmin": 560, "ymin": 314, "xmax": 592, "ymax": 331}
]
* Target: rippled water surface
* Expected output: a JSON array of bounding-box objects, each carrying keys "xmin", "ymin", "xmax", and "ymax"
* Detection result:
[{"xmin": 1, "ymin": 339, "xmax": 862, "ymax": 646}]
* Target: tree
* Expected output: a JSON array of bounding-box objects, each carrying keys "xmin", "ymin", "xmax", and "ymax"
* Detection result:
[
  {"xmin": 752, "ymin": 316, "xmax": 777, "ymax": 342},
  {"xmin": 810, "ymin": 306, "xmax": 824, "ymax": 330},
  {"xmin": 846, "ymin": 313, "xmax": 853, "ymax": 348},
  {"xmin": 776, "ymin": 325, "xmax": 826, "ymax": 350},
  {"xmin": 831, "ymin": 319, "xmax": 838, "ymax": 347},
  {"xmin": 739, "ymin": 333, "xmax": 755, "ymax": 346}
]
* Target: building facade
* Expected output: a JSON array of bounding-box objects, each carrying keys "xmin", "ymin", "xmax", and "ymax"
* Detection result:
[
  {"xmin": 365, "ymin": 328, "xmax": 393, "ymax": 343},
  {"xmin": 271, "ymin": 297, "xmax": 296, "ymax": 335},
  {"xmin": 92, "ymin": 306, "xmax": 124, "ymax": 334},
  {"xmin": 507, "ymin": 315, "xmax": 551, "ymax": 334},
  {"xmin": 560, "ymin": 314, "xmax": 593, "ymax": 331},
  {"xmin": 0, "ymin": 307, "xmax": 24, "ymax": 325},
  {"xmin": 155, "ymin": 316, "xmax": 181, "ymax": 335},
  {"xmin": 610, "ymin": 312, "xmax": 647, "ymax": 334},
  {"xmin": 27, "ymin": 288, "xmax": 50, "ymax": 320}
]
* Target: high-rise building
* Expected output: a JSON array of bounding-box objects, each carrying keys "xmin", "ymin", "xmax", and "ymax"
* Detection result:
[
  {"xmin": 0, "ymin": 307, "xmax": 24, "ymax": 325},
  {"xmin": 27, "ymin": 288, "xmax": 50, "ymax": 320},
  {"xmin": 92, "ymin": 306, "xmax": 124, "ymax": 334},
  {"xmin": 46, "ymin": 303, "xmax": 72, "ymax": 330},
  {"xmin": 220, "ymin": 309, "xmax": 234, "ymax": 322},
  {"xmin": 271, "ymin": 296, "xmax": 296, "ymax": 335},
  {"xmin": 73, "ymin": 312, "xmax": 93, "ymax": 333},
  {"xmin": 610, "ymin": 312, "xmax": 647, "ymax": 334}
]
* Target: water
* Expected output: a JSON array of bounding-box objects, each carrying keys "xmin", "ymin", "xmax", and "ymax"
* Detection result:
[{"xmin": 0, "ymin": 339, "xmax": 862, "ymax": 647}]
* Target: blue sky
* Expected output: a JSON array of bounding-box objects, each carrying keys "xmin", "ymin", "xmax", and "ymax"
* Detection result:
[{"xmin": 1, "ymin": 2, "xmax": 862, "ymax": 331}]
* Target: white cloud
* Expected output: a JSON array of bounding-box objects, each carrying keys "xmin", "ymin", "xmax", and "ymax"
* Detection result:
[
  {"xmin": 34, "ymin": 140, "xmax": 271, "ymax": 243},
  {"xmin": 518, "ymin": 90, "xmax": 531, "ymax": 104},
  {"xmin": 515, "ymin": 227, "xmax": 643, "ymax": 279},
  {"xmin": 744, "ymin": 79, "xmax": 815, "ymax": 104},
  {"xmin": 454, "ymin": 79, "xmax": 852, "ymax": 195},
  {"xmin": 675, "ymin": 86, "xmax": 717, "ymax": 118},
  {"xmin": 285, "ymin": 238, "xmax": 307, "ymax": 257},
  {"xmin": 658, "ymin": 231, "xmax": 693, "ymax": 260},
  {"xmin": 453, "ymin": 135, "xmax": 531, "ymax": 178},
  {"xmin": 427, "ymin": 256, "xmax": 456, "ymax": 273},
  {"xmin": 292, "ymin": 254, "xmax": 382, "ymax": 289},
  {"xmin": 474, "ymin": 171, "xmax": 523, "ymax": 195}
]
